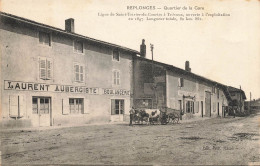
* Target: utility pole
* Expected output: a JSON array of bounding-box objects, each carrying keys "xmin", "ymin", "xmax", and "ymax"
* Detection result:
[
  {"xmin": 150, "ymin": 43, "xmax": 154, "ymax": 79},
  {"xmin": 250, "ymin": 92, "xmax": 252, "ymax": 113},
  {"xmin": 239, "ymin": 85, "xmax": 242, "ymax": 113},
  {"xmin": 150, "ymin": 44, "xmax": 157, "ymax": 108}
]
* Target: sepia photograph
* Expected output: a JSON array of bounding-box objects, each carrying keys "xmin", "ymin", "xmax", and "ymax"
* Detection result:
[{"xmin": 0, "ymin": 0, "xmax": 259, "ymax": 165}]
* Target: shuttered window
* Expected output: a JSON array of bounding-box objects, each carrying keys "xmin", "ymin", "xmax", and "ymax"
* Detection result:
[
  {"xmin": 178, "ymin": 78, "xmax": 184, "ymax": 87},
  {"xmin": 9, "ymin": 95, "xmax": 25, "ymax": 118},
  {"xmin": 39, "ymin": 31, "xmax": 51, "ymax": 46},
  {"xmin": 74, "ymin": 63, "xmax": 84, "ymax": 82},
  {"xmin": 39, "ymin": 57, "xmax": 52, "ymax": 80},
  {"xmin": 113, "ymin": 70, "xmax": 120, "ymax": 85}
]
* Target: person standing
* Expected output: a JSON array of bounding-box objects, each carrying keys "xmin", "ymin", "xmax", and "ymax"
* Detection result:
[{"xmin": 129, "ymin": 107, "xmax": 135, "ymax": 126}]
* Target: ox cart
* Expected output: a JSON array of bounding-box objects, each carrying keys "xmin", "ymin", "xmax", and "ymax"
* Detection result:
[{"xmin": 132, "ymin": 107, "xmax": 182, "ymax": 125}]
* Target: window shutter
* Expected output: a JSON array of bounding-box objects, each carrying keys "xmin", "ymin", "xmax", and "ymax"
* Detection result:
[
  {"xmin": 80, "ymin": 65, "xmax": 84, "ymax": 82},
  {"xmin": 117, "ymin": 71, "xmax": 120, "ymax": 85},
  {"xmin": 83, "ymin": 99, "xmax": 89, "ymax": 114},
  {"xmin": 9, "ymin": 95, "xmax": 18, "ymax": 117},
  {"xmin": 19, "ymin": 95, "xmax": 25, "ymax": 117},
  {"xmin": 74, "ymin": 64, "xmax": 79, "ymax": 81},
  {"xmin": 62, "ymin": 99, "xmax": 69, "ymax": 115},
  {"xmin": 111, "ymin": 99, "xmax": 115, "ymax": 115},
  {"xmin": 46, "ymin": 58, "xmax": 52, "ymax": 80},
  {"xmin": 113, "ymin": 71, "xmax": 116, "ymax": 85},
  {"xmin": 39, "ymin": 58, "xmax": 46, "ymax": 79},
  {"xmin": 178, "ymin": 78, "xmax": 184, "ymax": 87}
]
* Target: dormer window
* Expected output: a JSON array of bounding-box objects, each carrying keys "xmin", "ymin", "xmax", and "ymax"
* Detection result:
[{"xmin": 113, "ymin": 50, "xmax": 120, "ymax": 61}]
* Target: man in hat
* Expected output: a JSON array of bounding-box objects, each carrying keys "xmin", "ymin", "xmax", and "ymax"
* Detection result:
[{"xmin": 129, "ymin": 107, "xmax": 135, "ymax": 126}]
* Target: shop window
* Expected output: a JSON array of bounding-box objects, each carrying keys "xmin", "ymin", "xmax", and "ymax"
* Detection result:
[
  {"xmin": 186, "ymin": 101, "xmax": 194, "ymax": 114},
  {"xmin": 74, "ymin": 63, "xmax": 84, "ymax": 82},
  {"xmin": 39, "ymin": 57, "xmax": 52, "ymax": 80},
  {"xmin": 111, "ymin": 99, "xmax": 124, "ymax": 115},
  {"xmin": 69, "ymin": 98, "xmax": 84, "ymax": 114},
  {"xmin": 113, "ymin": 70, "xmax": 120, "ymax": 86},
  {"xmin": 32, "ymin": 97, "xmax": 50, "ymax": 114},
  {"xmin": 113, "ymin": 50, "xmax": 120, "ymax": 61},
  {"xmin": 74, "ymin": 40, "xmax": 83, "ymax": 53},
  {"xmin": 178, "ymin": 78, "xmax": 184, "ymax": 87},
  {"xmin": 39, "ymin": 31, "xmax": 51, "ymax": 46}
]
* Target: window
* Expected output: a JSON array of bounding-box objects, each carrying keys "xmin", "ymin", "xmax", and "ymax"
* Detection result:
[
  {"xmin": 69, "ymin": 98, "xmax": 84, "ymax": 114},
  {"xmin": 32, "ymin": 97, "xmax": 50, "ymax": 114},
  {"xmin": 39, "ymin": 31, "xmax": 51, "ymax": 46},
  {"xmin": 39, "ymin": 57, "xmax": 52, "ymax": 80},
  {"xmin": 10, "ymin": 95, "xmax": 25, "ymax": 117},
  {"xmin": 113, "ymin": 70, "xmax": 120, "ymax": 85},
  {"xmin": 212, "ymin": 86, "xmax": 216, "ymax": 93},
  {"xmin": 178, "ymin": 78, "xmax": 184, "ymax": 87},
  {"xmin": 74, "ymin": 63, "xmax": 84, "ymax": 82},
  {"xmin": 185, "ymin": 101, "xmax": 194, "ymax": 114},
  {"xmin": 113, "ymin": 50, "xmax": 120, "ymax": 61},
  {"xmin": 74, "ymin": 40, "xmax": 83, "ymax": 53},
  {"xmin": 111, "ymin": 99, "xmax": 124, "ymax": 115},
  {"xmin": 217, "ymin": 89, "xmax": 220, "ymax": 98}
]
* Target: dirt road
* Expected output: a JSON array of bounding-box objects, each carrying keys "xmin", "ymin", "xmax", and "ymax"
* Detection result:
[{"xmin": 1, "ymin": 112, "xmax": 259, "ymax": 165}]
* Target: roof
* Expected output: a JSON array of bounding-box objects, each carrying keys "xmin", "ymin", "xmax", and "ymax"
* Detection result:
[
  {"xmin": 227, "ymin": 86, "xmax": 247, "ymax": 100},
  {"xmin": 0, "ymin": 12, "xmax": 140, "ymax": 54},
  {"xmin": 135, "ymin": 56, "xmax": 233, "ymax": 101}
]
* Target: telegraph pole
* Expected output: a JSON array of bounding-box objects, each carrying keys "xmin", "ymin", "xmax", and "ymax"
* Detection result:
[
  {"xmin": 239, "ymin": 85, "xmax": 242, "ymax": 112},
  {"xmin": 150, "ymin": 43, "xmax": 154, "ymax": 79},
  {"xmin": 250, "ymin": 92, "xmax": 252, "ymax": 113},
  {"xmin": 150, "ymin": 44, "xmax": 157, "ymax": 108}
]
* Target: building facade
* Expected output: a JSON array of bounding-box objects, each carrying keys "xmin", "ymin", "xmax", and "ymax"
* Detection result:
[
  {"xmin": 1, "ymin": 12, "xmax": 244, "ymax": 128},
  {"xmin": 133, "ymin": 44, "xmax": 230, "ymax": 119},
  {"xmin": 0, "ymin": 12, "xmax": 138, "ymax": 127}
]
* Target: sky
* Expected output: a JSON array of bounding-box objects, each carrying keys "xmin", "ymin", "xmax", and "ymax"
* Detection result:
[{"xmin": 1, "ymin": 0, "xmax": 259, "ymax": 100}]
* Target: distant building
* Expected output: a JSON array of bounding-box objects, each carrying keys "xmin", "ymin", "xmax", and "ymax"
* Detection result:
[{"xmin": 226, "ymin": 86, "xmax": 247, "ymax": 112}]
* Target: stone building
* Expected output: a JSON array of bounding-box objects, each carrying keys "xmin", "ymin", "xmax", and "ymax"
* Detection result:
[
  {"xmin": 133, "ymin": 41, "xmax": 231, "ymax": 119},
  {"xmin": 0, "ymin": 12, "xmax": 138, "ymax": 127}
]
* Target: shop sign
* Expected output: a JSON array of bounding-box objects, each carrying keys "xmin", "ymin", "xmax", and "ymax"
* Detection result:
[{"xmin": 4, "ymin": 80, "xmax": 130, "ymax": 96}]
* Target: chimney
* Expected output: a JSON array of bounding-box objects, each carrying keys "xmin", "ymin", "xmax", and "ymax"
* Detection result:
[
  {"xmin": 140, "ymin": 39, "xmax": 146, "ymax": 58},
  {"xmin": 185, "ymin": 61, "xmax": 191, "ymax": 72},
  {"xmin": 65, "ymin": 18, "xmax": 74, "ymax": 33}
]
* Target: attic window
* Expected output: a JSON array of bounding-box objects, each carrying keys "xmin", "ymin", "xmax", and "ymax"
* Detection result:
[
  {"xmin": 39, "ymin": 31, "xmax": 51, "ymax": 46},
  {"xmin": 113, "ymin": 50, "xmax": 120, "ymax": 61},
  {"xmin": 74, "ymin": 40, "xmax": 83, "ymax": 53}
]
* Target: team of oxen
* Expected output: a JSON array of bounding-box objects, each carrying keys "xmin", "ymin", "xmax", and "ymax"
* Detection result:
[{"xmin": 132, "ymin": 107, "xmax": 182, "ymax": 125}]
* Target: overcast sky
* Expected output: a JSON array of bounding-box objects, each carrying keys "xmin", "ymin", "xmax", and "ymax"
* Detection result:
[{"xmin": 1, "ymin": 0, "xmax": 259, "ymax": 99}]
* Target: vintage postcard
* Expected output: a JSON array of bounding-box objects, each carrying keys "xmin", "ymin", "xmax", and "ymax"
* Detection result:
[{"xmin": 0, "ymin": 0, "xmax": 259, "ymax": 165}]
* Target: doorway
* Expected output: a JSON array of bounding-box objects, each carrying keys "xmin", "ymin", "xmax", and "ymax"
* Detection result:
[
  {"xmin": 205, "ymin": 92, "xmax": 211, "ymax": 117},
  {"xmin": 111, "ymin": 99, "xmax": 124, "ymax": 122},
  {"xmin": 32, "ymin": 97, "xmax": 51, "ymax": 126}
]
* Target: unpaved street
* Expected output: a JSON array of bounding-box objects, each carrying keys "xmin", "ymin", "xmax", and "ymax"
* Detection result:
[{"xmin": 1, "ymin": 112, "xmax": 260, "ymax": 165}]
